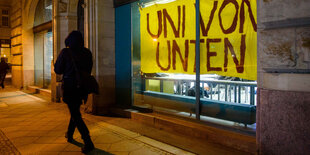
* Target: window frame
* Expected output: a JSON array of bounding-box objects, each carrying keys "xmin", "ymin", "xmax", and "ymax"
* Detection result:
[{"xmin": 0, "ymin": 8, "xmax": 10, "ymax": 27}]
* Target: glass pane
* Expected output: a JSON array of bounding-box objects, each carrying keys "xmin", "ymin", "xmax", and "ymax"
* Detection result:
[
  {"xmin": 198, "ymin": 0, "xmax": 257, "ymax": 129},
  {"xmin": 43, "ymin": 31, "xmax": 53, "ymax": 89},
  {"xmin": 198, "ymin": 0, "xmax": 257, "ymax": 105},
  {"xmin": 0, "ymin": 48, "xmax": 11, "ymax": 63},
  {"xmin": 34, "ymin": 0, "xmax": 52, "ymax": 27},
  {"xmin": 34, "ymin": 32, "xmax": 44, "ymax": 87},
  {"xmin": 132, "ymin": 0, "xmax": 198, "ymax": 118},
  {"xmin": 130, "ymin": 0, "xmax": 257, "ymax": 128}
]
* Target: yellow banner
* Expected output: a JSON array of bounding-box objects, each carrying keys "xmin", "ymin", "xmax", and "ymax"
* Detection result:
[{"xmin": 140, "ymin": 0, "xmax": 257, "ymax": 80}]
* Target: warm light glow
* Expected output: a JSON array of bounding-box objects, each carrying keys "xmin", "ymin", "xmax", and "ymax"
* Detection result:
[
  {"xmin": 143, "ymin": 0, "xmax": 176, "ymax": 8},
  {"xmin": 3, "ymin": 54, "xmax": 6, "ymax": 57},
  {"xmin": 45, "ymin": 5, "xmax": 52, "ymax": 10},
  {"xmin": 153, "ymin": 38, "xmax": 158, "ymax": 42}
]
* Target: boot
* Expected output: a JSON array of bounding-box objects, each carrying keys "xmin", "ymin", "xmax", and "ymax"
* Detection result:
[
  {"xmin": 65, "ymin": 132, "xmax": 73, "ymax": 142},
  {"xmin": 82, "ymin": 136, "xmax": 94, "ymax": 154}
]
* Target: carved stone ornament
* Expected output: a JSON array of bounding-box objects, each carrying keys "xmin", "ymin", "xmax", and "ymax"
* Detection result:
[{"xmin": 59, "ymin": 1, "xmax": 67, "ymax": 13}]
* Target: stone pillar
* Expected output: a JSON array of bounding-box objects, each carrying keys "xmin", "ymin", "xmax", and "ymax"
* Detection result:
[
  {"xmin": 21, "ymin": 0, "xmax": 36, "ymax": 89},
  {"xmin": 85, "ymin": 0, "xmax": 115, "ymax": 114},
  {"xmin": 257, "ymin": 0, "xmax": 310, "ymax": 154},
  {"xmin": 52, "ymin": 0, "xmax": 78, "ymax": 102},
  {"xmin": 10, "ymin": 0, "xmax": 23, "ymax": 89}
]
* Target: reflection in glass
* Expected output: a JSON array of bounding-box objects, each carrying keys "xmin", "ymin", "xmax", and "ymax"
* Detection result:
[
  {"xmin": 34, "ymin": 32, "xmax": 44, "ymax": 87},
  {"xmin": 34, "ymin": 0, "xmax": 52, "ymax": 27},
  {"xmin": 34, "ymin": 0, "xmax": 53, "ymax": 89},
  {"xmin": 43, "ymin": 31, "xmax": 53, "ymax": 88},
  {"xmin": 34, "ymin": 31, "xmax": 53, "ymax": 88},
  {"xmin": 131, "ymin": 0, "xmax": 197, "ymax": 115},
  {"xmin": 130, "ymin": 0, "xmax": 256, "ymax": 129}
]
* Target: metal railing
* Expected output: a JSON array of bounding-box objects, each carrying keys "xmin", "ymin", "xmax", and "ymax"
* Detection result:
[{"xmin": 144, "ymin": 76, "xmax": 257, "ymax": 105}]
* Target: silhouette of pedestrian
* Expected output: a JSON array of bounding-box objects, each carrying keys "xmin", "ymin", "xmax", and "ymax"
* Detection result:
[
  {"xmin": 54, "ymin": 31, "xmax": 94, "ymax": 153},
  {"xmin": 0, "ymin": 57, "xmax": 9, "ymax": 89}
]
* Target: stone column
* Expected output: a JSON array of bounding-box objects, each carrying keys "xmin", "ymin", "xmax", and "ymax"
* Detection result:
[
  {"xmin": 10, "ymin": 0, "xmax": 23, "ymax": 89},
  {"xmin": 21, "ymin": 0, "xmax": 38, "ymax": 89},
  {"xmin": 85, "ymin": 0, "xmax": 115, "ymax": 114},
  {"xmin": 257, "ymin": 0, "xmax": 310, "ymax": 154},
  {"xmin": 52, "ymin": 0, "xmax": 78, "ymax": 102}
]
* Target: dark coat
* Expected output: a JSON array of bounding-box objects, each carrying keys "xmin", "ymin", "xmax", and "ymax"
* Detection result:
[
  {"xmin": 0, "ymin": 61, "xmax": 9, "ymax": 74},
  {"xmin": 54, "ymin": 47, "xmax": 93, "ymax": 104}
]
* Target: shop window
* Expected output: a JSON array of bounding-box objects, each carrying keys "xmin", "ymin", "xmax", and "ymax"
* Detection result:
[
  {"xmin": 130, "ymin": 0, "xmax": 257, "ymax": 128},
  {"xmin": 33, "ymin": 0, "xmax": 53, "ymax": 89}
]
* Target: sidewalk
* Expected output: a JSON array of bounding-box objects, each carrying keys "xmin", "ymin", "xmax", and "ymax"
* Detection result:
[{"xmin": 0, "ymin": 87, "xmax": 194, "ymax": 155}]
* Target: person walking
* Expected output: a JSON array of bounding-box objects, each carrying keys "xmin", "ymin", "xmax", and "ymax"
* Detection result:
[
  {"xmin": 0, "ymin": 57, "xmax": 9, "ymax": 89},
  {"xmin": 54, "ymin": 31, "xmax": 94, "ymax": 153}
]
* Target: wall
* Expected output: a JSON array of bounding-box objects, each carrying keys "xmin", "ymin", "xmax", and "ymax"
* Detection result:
[
  {"xmin": 0, "ymin": 4, "xmax": 11, "ymax": 39},
  {"xmin": 0, "ymin": 27, "xmax": 10, "ymax": 39},
  {"xmin": 257, "ymin": 0, "xmax": 310, "ymax": 154},
  {"xmin": 22, "ymin": 0, "xmax": 41, "ymax": 89},
  {"xmin": 10, "ymin": 0, "xmax": 23, "ymax": 88},
  {"xmin": 0, "ymin": 2, "xmax": 11, "ymax": 64},
  {"xmin": 86, "ymin": 0, "xmax": 115, "ymax": 114},
  {"xmin": 10, "ymin": 0, "xmax": 42, "ymax": 89}
]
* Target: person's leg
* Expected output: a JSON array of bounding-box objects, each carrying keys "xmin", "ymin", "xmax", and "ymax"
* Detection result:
[
  {"xmin": 67, "ymin": 117, "xmax": 75, "ymax": 135},
  {"xmin": 67, "ymin": 101, "xmax": 94, "ymax": 153},
  {"xmin": 68, "ymin": 101, "xmax": 89, "ymax": 137},
  {"xmin": 66, "ymin": 105, "xmax": 76, "ymax": 142},
  {"xmin": 0, "ymin": 73, "xmax": 4, "ymax": 88}
]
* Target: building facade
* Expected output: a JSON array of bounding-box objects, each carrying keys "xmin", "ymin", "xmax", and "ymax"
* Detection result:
[
  {"xmin": 2, "ymin": 0, "xmax": 310, "ymax": 154},
  {"xmin": 0, "ymin": 1, "xmax": 11, "ymax": 80}
]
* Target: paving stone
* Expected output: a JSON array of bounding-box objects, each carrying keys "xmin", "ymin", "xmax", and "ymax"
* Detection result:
[
  {"xmin": 131, "ymin": 147, "xmax": 171, "ymax": 155},
  {"xmin": 52, "ymin": 137, "xmax": 69, "ymax": 144},
  {"xmin": 36, "ymin": 152, "xmax": 61, "ymax": 155},
  {"xmin": 24, "ymin": 130, "xmax": 49, "ymax": 137},
  {"xmin": 4, "ymin": 131, "xmax": 30, "ymax": 139},
  {"xmin": 94, "ymin": 143, "xmax": 111, "ymax": 150},
  {"xmin": 11, "ymin": 136, "xmax": 39, "ymax": 147},
  {"xmin": 93, "ymin": 133, "xmax": 124, "ymax": 144},
  {"xmin": 0, "ymin": 129, "xmax": 20, "ymax": 154},
  {"xmin": 109, "ymin": 151, "xmax": 129, "ymax": 155},
  {"xmin": 45, "ymin": 130, "xmax": 64, "ymax": 137},
  {"xmin": 64, "ymin": 143, "xmax": 83, "ymax": 152},
  {"xmin": 33, "ymin": 136, "xmax": 59, "ymax": 144},
  {"xmin": 108, "ymin": 139, "xmax": 143, "ymax": 152},
  {"xmin": 59, "ymin": 152, "xmax": 84, "ymax": 155},
  {"xmin": 0, "ymin": 88, "xmax": 194, "ymax": 155},
  {"xmin": 40, "ymin": 144, "xmax": 68, "ymax": 152},
  {"xmin": 0, "ymin": 102, "xmax": 8, "ymax": 107},
  {"xmin": 98, "ymin": 122, "xmax": 141, "ymax": 138},
  {"xmin": 18, "ymin": 144, "xmax": 46, "ymax": 154}
]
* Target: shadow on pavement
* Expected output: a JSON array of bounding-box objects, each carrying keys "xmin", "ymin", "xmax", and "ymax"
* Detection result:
[{"xmin": 70, "ymin": 140, "xmax": 114, "ymax": 155}]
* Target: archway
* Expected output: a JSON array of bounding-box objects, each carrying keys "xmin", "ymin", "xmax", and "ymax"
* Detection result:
[{"xmin": 33, "ymin": 0, "xmax": 53, "ymax": 89}]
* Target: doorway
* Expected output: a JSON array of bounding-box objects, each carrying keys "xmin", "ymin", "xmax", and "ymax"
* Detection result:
[{"xmin": 34, "ymin": 30, "xmax": 53, "ymax": 88}]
